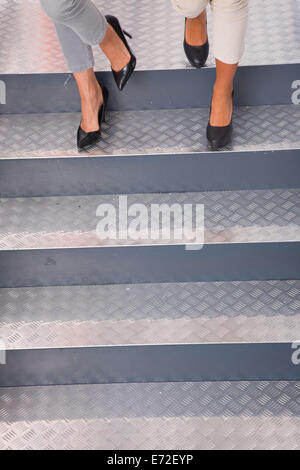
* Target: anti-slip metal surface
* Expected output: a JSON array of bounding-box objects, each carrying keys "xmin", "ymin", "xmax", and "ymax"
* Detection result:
[
  {"xmin": 1, "ymin": 106, "xmax": 299, "ymax": 197},
  {"xmin": 0, "ymin": 0, "xmax": 299, "ymax": 74},
  {"xmin": 1, "ymin": 382, "xmax": 299, "ymax": 449},
  {"xmin": 0, "ymin": 1, "xmax": 299, "ymax": 449},
  {"xmin": 1, "ymin": 280, "xmax": 300, "ymax": 348},
  {"xmin": 0, "ymin": 105, "xmax": 299, "ymax": 159},
  {"xmin": 0, "ymin": 189, "xmax": 299, "ymax": 249}
]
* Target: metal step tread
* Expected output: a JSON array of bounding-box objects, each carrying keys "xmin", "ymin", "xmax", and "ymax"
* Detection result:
[
  {"xmin": 1, "ymin": 280, "xmax": 300, "ymax": 349},
  {"xmin": 1, "ymin": 381, "xmax": 299, "ymax": 449},
  {"xmin": 1, "ymin": 104, "xmax": 299, "ymax": 159},
  {"xmin": 1, "ymin": 0, "xmax": 299, "ymax": 75},
  {"xmin": 1, "ymin": 188, "xmax": 299, "ymax": 250}
]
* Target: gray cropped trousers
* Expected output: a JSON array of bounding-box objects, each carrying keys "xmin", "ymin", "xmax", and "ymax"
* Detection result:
[{"xmin": 40, "ymin": 0, "xmax": 107, "ymax": 73}]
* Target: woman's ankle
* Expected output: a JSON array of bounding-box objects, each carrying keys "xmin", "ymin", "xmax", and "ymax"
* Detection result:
[
  {"xmin": 210, "ymin": 85, "xmax": 233, "ymax": 126},
  {"xmin": 213, "ymin": 83, "xmax": 233, "ymax": 99}
]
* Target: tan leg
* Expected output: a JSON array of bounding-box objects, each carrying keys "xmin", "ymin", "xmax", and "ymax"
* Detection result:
[
  {"xmin": 210, "ymin": 59, "xmax": 237, "ymax": 126},
  {"xmin": 74, "ymin": 23, "xmax": 132, "ymax": 133},
  {"xmin": 185, "ymin": 10, "xmax": 207, "ymax": 46},
  {"xmin": 100, "ymin": 24, "xmax": 130, "ymax": 72},
  {"xmin": 74, "ymin": 68, "xmax": 103, "ymax": 133}
]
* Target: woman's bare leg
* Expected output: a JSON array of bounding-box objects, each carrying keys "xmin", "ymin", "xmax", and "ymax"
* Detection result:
[
  {"xmin": 185, "ymin": 10, "xmax": 207, "ymax": 46},
  {"xmin": 210, "ymin": 60, "xmax": 237, "ymax": 126},
  {"xmin": 209, "ymin": 0, "xmax": 248, "ymax": 127},
  {"xmin": 42, "ymin": 0, "xmax": 131, "ymax": 133},
  {"xmin": 100, "ymin": 24, "xmax": 130, "ymax": 72},
  {"xmin": 73, "ymin": 24, "xmax": 131, "ymax": 133},
  {"xmin": 74, "ymin": 68, "xmax": 103, "ymax": 133}
]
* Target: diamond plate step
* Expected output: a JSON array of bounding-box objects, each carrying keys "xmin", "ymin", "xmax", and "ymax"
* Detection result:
[
  {"xmin": 1, "ymin": 279, "xmax": 300, "ymax": 386},
  {"xmin": 2, "ymin": 189, "xmax": 299, "ymax": 249},
  {"xmin": 1, "ymin": 0, "xmax": 299, "ymax": 112},
  {"xmin": 1, "ymin": 280, "xmax": 300, "ymax": 348},
  {"xmin": 1, "ymin": 105, "xmax": 300, "ymax": 197},
  {"xmin": 0, "ymin": 189, "xmax": 299, "ymax": 288},
  {"xmin": 1, "ymin": 382, "xmax": 299, "ymax": 449},
  {"xmin": 3, "ymin": 0, "xmax": 300, "ymax": 74}
]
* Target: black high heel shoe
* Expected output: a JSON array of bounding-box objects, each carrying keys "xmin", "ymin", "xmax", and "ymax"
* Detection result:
[
  {"xmin": 105, "ymin": 15, "xmax": 136, "ymax": 91},
  {"xmin": 184, "ymin": 18, "xmax": 209, "ymax": 68},
  {"xmin": 77, "ymin": 84, "xmax": 109, "ymax": 150},
  {"xmin": 206, "ymin": 90, "xmax": 234, "ymax": 150}
]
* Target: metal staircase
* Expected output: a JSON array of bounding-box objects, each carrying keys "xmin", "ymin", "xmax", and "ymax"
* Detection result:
[{"xmin": 0, "ymin": 0, "xmax": 299, "ymax": 450}]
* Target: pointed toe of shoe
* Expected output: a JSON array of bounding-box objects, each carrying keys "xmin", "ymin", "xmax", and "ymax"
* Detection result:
[
  {"xmin": 206, "ymin": 122, "xmax": 232, "ymax": 150},
  {"xmin": 105, "ymin": 15, "xmax": 136, "ymax": 91},
  {"xmin": 112, "ymin": 55, "xmax": 136, "ymax": 91},
  {"xmin": 184, "ymin": 40, "xmax": 209, "ymax": 68},
  {"xmin": 77, "ymin": 126, "xmax": 101, "ymax": 150},
  {"xmin": 76, "ymin": 84, "xmax": 109, "ymax": 151}
]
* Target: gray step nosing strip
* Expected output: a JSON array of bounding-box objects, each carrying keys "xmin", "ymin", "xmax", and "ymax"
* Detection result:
[
  {"xmin": 1, "ymin": 64, "xmax": 299, "ymax": 114},
  {"xmin": 2, "ymin": 240, "xmax": 300, "ymax": 252},
  {"xmin": 1, "ymin": 242, "xmax": 300, "ymax": 288},
  {"xmin": 1, "ymin": 147, "xmax": 299, "ymax": 162},
  {"xmin": 1, "ymin": 342, "xmax": 300, "ymax": 387},
  {"xmin": 1, "ymin": 149, "xmax": 300, "ymax": 198}
]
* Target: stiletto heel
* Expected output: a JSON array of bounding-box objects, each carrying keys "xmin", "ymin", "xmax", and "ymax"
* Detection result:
[
  {"xmin": 184, "ymin": 18, "xmax": 209, "ymax": 69},
  {"xmin": 77, "ymin": 84, "xmax": 109, "ymax": 150},
  {"xmin": 206, "ymin": 90, "xmax": 234, "ymax": 150},
  {"xmin": 105, "ymin": 15, "xmax": 136, "ymax": 91},
  {"xmin": 101, "ymin": 86, "xmax": 109, "ymax": 123}
]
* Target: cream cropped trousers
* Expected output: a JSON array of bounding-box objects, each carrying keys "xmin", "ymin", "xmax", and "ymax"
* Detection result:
[{"xmin": 171, "ymin": 0, "xmax": 248, "ymax": 64}]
